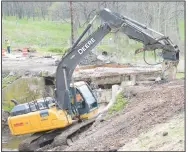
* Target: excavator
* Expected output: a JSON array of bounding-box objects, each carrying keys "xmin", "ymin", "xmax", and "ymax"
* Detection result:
[{"xmin": 7, "ymin": 8, "xmax": 180, "ymax": 151}]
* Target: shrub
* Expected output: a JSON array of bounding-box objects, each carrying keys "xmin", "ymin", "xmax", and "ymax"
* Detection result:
[{"xmin": 108, "ymin": 92, "xmax": 128, "ymax": 114}]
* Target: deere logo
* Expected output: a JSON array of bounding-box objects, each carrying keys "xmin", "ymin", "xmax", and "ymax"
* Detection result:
[{"xmin": 78, "ymin": 38, "xmax": 96, "ymax": 55}]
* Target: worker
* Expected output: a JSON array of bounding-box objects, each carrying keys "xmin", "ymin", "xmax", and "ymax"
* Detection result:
[
  {"xmin": 70, "ymin": 91, "xmax": 83, "ymax": 104},
  {"xmin": 5, "ymin": 39, "xmax": 11, "ymax": 54},
  {"xmin": 76, "ymin": 93, "xmax": 82, "ymax": 102}
]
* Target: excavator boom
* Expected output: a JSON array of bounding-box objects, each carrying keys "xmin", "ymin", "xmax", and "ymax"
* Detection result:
[
  {"xmin": 55, "ymin": 8, "xmax": 180, "ymax": 110},
  {"xmin": 55, "ymin": 24, "xmax": 111, "ymax": 110}
]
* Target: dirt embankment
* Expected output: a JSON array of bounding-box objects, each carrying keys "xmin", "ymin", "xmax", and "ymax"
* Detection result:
[
  {"xmin": 50, "ymin": 79, "xmax": 184, "ymax": 151},
  {"xmin": 118, "ymin": 111, "xmax": 184, "ymax": 151}
]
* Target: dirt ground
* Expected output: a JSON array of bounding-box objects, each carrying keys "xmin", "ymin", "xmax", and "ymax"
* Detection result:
[
  {"xmin": 118, "ymin": 111, "xmax": 184, "ymax": 151},
  {"xmin": 48, "ymin": 79, "xmax": 184, "ymax": 151}
]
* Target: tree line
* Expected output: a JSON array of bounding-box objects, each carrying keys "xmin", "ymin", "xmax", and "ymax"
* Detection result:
[{"xmin": 2, "ymin": 2, "xmax": 185, "ymax": 50}]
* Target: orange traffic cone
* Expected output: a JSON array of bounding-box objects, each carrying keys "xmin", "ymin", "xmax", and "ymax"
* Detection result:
[
  {"xmin": 22, "ymin": 48, "xmax": 27, "ymax": 56},
  {"xmin": 2, "ymin": 49, "xmax": 5, "ymax": 56}
]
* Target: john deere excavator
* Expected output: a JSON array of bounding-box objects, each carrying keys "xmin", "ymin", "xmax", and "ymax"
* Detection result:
[{"xmin": 8, "ymin": 8, "xmax": 180, "ymax": 151}]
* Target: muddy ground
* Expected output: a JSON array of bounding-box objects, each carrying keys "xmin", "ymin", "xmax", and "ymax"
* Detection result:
[{"xmin": 42, "ymin": 79, "xmax": 185, "ymax": 151}]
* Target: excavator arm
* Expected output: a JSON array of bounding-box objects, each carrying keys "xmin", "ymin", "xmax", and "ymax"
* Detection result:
[
  {"xmin": 99, "ymin": 8, "xmax": 180, "ymax": 80},
  {"xmin": 55, "ymin": 23, "xmax": 111, "ymax": 111},
  {"xmin": 55, "ymin": 8, "xmax": 180, "ymax": 110},
  {"xmin": 99, "ymin": 8, "xmax": 180, "ymax": 61}
]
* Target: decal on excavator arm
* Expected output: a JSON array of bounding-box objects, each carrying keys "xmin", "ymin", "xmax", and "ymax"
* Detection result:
[{"xmin": 78, "ymin": 38, "xmax": 96, "ymax": 55}]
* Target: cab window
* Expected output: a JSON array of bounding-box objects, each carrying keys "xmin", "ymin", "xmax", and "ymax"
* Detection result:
[
  {"xmin": 29, "ymin": 102, "xmax": 37, "ymax": 112},
  {"xmin": 78, "ymin": 84, "xmax": 96, "ymax": 105},
  {"xmin": 69, "ymin": 87, "xmax": 84, "ymax": 109},
  {"xmin": 75, "ymin": 89, "xmax": 84, "ymax": 109},
  {"xmin": 37, "ymin": 101, "xmax": 47, "ymax": 110}
]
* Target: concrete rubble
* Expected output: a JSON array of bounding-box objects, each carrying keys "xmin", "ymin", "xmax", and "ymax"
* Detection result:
[{"xmin": 2, "ymin": 51, "xmax": 163, "ymax": 88}]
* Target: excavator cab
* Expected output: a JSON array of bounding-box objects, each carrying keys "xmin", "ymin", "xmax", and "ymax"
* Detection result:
[{"xmin": 70, "ymin": 81, "xmax": 98, "ymax": 119}]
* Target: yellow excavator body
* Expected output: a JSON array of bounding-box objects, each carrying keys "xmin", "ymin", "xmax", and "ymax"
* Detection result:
[
  {"xmin": 8, "ymin": 81, "xmax": 99, "ymax": 136},
  {"xmin": 8, "ymin": 106, "xmax": 98, "ymax": 136},
  {"xmin": 8, "ymin": 107, "xmax": 72, "ymax": 135},
  {"xmin": 79, "ymin": 107, "xmax": 98, "ymax": 119}
]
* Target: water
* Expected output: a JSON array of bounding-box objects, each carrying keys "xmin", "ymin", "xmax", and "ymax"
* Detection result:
[{"xmin": 2, "ymin": 135, "xmax": 30, "ymax": 151}]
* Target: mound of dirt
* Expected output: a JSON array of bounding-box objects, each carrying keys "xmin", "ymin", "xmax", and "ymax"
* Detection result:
[
  {"xmin": 79, "ymin": 52, "xmax": 109, "ymax": 65},
  {"xmin": 54, "ymin": 52, "xmax": 108, "ymax": 66},
  {"xmin": 52, "ymin": 79, "xmax": 184, "ymax": 151}
]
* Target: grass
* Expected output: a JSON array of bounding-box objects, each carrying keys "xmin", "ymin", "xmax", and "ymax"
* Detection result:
[
  {"xmin": 108, "ymin": 92, "xmax": 128, "ymax": 114},
  {"xmin": 2, "ymin": 102, "xmax": 14, "ymax": 112},
  {"xmin": 2, "ymin": 16, "xmax": 184, "ymax": 54},
  {"xmin": 176, "ymin": 72, "xmax": 184, "ymax": 79},
  {"xmin": 36, "ymin": 46, "xmax": 69, "ymax": 54},
  {"xmin": 179, "ymin": 20, "xmax": 185, "ymax": 41},
  {"xmin": 2, "ymin": 75, "xmax": 20, "ymax": 89},
  {"xmin": 2, "ymin": 75, "xmax": 20, "ymax": 111},
  {"xmin": 2, "ymin": 16, "xmax": 77, "ymax": 52}
]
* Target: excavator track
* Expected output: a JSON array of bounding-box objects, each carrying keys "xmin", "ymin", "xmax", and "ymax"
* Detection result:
[
  {"xmin": 18, "ymin": 118, "xmax": 96, "ymax": 151},
  {"xmin": 18, "ymin": 129, "xmax": 65, "ymax": 151}
]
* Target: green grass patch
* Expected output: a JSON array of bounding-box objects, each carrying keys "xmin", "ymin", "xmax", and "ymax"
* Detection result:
[
  {"xmin": 96, "ymin": 42, "xmax": 160, "ymax": 63},
  {"xmin": 179, "ymin": 20, "xmax": 184, "ymax": 41},
  {"xmin": 2, "ymin": 16, "xmax": 73, "ymax": 50},
  {"xmin": 2, "ymin": 75, "xmax": 21, "ymax": 112},
  {"xmin": 176, "ymin": 72, "xmax": 184, "ymax": 79},
  {"xmin": 47, "ymin": 47, "xmax": 67, "ymax": 53},
  {"xmin": 39, "ymin": 46, "xmax": 69, "ymax": 53},
  {"xmin": 96, "ymin": 42, "xmax": 142, "ymax": 54},
  {"xmin": 108, "ymin": 92, "xmax": 128, "ymax": 114},
  {"xmin": 3, "ymin": 16, "xmax": 184, "ymax": 56},
  {"xmin": 2, "ymin": 102, "xmax": 14, "ymax": 112},
  {"xmin": 96, "ymin": 45, "xmax": 116, "ymax": 53},
  {"xmin": 2, "ymin": 75, "xmax": 19, "ymax": 89}
]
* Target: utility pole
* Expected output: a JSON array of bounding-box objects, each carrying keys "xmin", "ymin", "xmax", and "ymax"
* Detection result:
[
  {"xmin": 70, "ymin": 1, "xmax": 74, "ymax": 45},
  {"xmin": 70, "ymin": 1, "xmax": 76, "ymax": 112}
]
